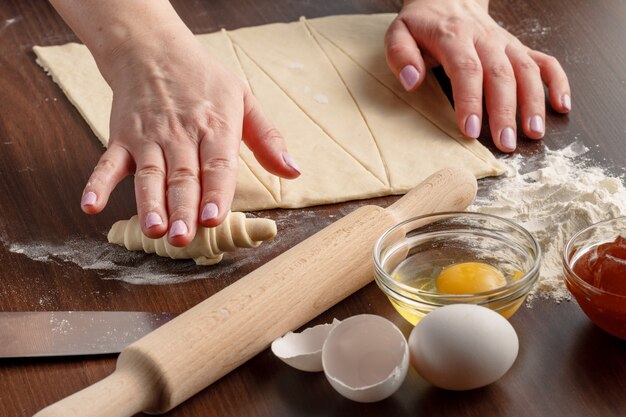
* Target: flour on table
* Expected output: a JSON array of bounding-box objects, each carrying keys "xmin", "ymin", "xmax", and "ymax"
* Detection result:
[
  {"xmin": 469, "ymin": 143, "xmax": 626, "ymax": 302},
  {"xmin": 3, "ymin": 210, "xmax": 318, "ymax": 285},
  {"xmin": 6, "ymin": 236, "xmax": 267, "ymax": 285},
  {"xmin": 313, "ymin": 93, "xmax": 329, "ymax": 104}
]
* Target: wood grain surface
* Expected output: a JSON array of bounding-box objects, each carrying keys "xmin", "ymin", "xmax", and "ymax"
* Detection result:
[{"xmin": 1, "ymin": 0, "xmax": 625, "ymax": 416}]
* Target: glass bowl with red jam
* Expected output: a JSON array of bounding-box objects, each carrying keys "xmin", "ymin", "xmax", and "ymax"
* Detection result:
[{"xmin": 563, "ymin": 216, "xmax": 626, "ymax": 339}]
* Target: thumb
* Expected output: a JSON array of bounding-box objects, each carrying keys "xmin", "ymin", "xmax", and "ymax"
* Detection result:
[
  {"xmin": 385, "ymin": 18, "xmax": 427, "ymax": 92},
  {"xmin": 242, "ymin": 90, "xmax": 301, "ymax": 179}
]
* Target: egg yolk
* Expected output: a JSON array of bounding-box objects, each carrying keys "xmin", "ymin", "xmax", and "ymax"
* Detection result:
[{"xmin": 436, "ymin": 262, "xmax": 507, "ymax": 294}]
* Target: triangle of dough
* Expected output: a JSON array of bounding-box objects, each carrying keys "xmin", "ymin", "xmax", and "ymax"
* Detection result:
[
  {"xmin": 233, "ymin": 44, "xmax": 386, "ymax": 207},
  {"xmin": 309, "ymin": 25, "xmax": 500, "ymax": 190},
  {"xmin": 227, "ymin": 20, "xmax": 389, "ymax": 186},
  {"xmin": 232, "ymin": 157, "xmax": 277, "ymax": 211},
  {"xmin": 34, "ymin": 43, "xmax": 112, "ymax": 146},
  {"xmin": 306, "ymin": 14, "xmax": 504, "ymax": 174}
]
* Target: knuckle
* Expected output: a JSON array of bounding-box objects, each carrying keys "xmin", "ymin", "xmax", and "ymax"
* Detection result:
[
  {"xmin": 516, "ymin": 59, "xmax": 539, "ymax": 74},
  {"xmin": 450, "ymin": 57, "xmax": 482, "ymax": 76},
  {"xmin": 202, "ymin": 156, "xmax": 237, "ymax": 175},
  {"xmin": 205, "ymin": 112, "xmax": 232, "ymax": 135},
  {"xmin": 258, "ymin": 127, "xmax": 283, "ymax": 145},
  {"xmin": 168, "ymin": 167, "xmax": 200, "ymax": 184},
  {"xmin": 432, "ymin": 16, "xmax": 466, "ymax": 41},
  {"xmin": 386, "ymin": 42, "xmax": 408, "ymax": 60},
  {"xmin": 455, "ymin": 94, "xmax": 483, "ymax": 106},
  {"xmin": 95, "ymin": 157, "xmax": 117, "ymax": 172},
  {"xmin": 487, "ymin": 63, "xmax": 515, "ymax": 81},
  {"xmin": 136, "ymin": 165, "xmax": 166, "ymax": 180},
  {"xmin": 491, "ymin": 104, "xmax": 516, "ymax": 119}
]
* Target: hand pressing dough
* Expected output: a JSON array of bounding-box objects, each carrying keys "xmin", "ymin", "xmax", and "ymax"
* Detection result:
[
  {"xmin": 107, "ymin": 212, "xmax": 277, "ymax": 265},
  {"xmin": 33, "ymin": 14, "xmax": 504, "ymax": 211}
]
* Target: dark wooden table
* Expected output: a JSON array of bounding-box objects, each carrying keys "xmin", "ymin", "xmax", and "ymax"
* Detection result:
[{"xmin": 1, "ymin": 0, "xmax": 625, "ymax": 416}]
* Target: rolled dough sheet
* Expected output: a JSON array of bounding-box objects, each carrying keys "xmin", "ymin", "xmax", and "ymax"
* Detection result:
[{"xmin": 33, "ymin": 13, "xmax": 504, "ymax": 211}]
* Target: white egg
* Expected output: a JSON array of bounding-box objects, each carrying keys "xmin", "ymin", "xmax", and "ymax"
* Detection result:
[
  {"xmin": 271, "ymin": 319, "xmax": 340, "ymax": 372},
  {"xmin": 408, "ymin": 304, "xmax": 519, "ymax": 391},
  {"xmin": 322, "ymin": 314, "xmax": 409, "ymax": 403}
]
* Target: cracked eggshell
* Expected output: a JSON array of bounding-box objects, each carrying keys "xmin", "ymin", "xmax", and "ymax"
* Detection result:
[
  {"xmin": 322, "ymin": 314, "xmax": 409, "ymax": 403},
  {"xmin": 271, "ymin": 319, "xmax": 340, "ymax": 372}
]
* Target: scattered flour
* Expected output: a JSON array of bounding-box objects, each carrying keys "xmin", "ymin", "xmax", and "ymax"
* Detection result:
[
  {"xmin": 0, "ymin": 16, "xmax": 21, "ymax": 35},
  {"xmin": 288, "ymin": 62, "xmax": 304, "ymax": 70},
  {"xmin": 3, "ymin": 210, "xmax": 321, "ymax": 285},
  {"xmin": 313, "ymin": 93, "xmax": 329, "ymax": 104},
  {"xmin": 469, "ymin": 143, "xmax": 626, "ymax": 302},
  {"xmin": 6, "ymin": 236, "xmax": 265, "ymax": 285}
]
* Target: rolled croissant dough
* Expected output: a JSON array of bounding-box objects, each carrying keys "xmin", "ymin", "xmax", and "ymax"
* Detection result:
[
  {"xmin": 108, "ymin": 212, "xmax": 277, "ymax": 265},
  {"xmin": 34, "ymin": 14, "xmax": 504, "ymax": 211}
]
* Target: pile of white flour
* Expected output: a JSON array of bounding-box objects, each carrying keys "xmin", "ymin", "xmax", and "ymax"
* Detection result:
[{"xmin": 469, "ymin": 143, "xmax": 626, "ymax": 301}]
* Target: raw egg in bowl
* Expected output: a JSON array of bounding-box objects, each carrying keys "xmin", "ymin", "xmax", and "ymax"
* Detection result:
[{"xmin": 373, "ymin": 212, "xmax": 541, "ymax": 324}]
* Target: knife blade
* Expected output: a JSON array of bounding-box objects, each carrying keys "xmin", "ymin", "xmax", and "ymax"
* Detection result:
[{"xmin": 0, "ymin": 311, "xmax": 176, "ymax": 358}]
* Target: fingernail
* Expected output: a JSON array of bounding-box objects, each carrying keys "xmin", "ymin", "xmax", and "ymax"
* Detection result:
[
  {"xmin": 81, "ymin": 191, "xmax": 97, "ymax": 206},
  {"xmin": 530, "ymin": 115, "xmax": 544, "ymax": 135},
  {"xmin": 201, "ymin": 202, "xmax": 219, "ymax": 222},
  {"xmin": 399, "ymin": 65, "xmax": 420, "ymax": 91},
  {"xmin": 465, "ymin": 114, "xmax": 481, "ymax": 138},
  {"xmin": 168, "ymin": 220, "xmax": 188, "ymax": 238},
  {"xmin": 282, "ymin": 152, "xmax": 301, "ymax": 174},
  {"xmin": 500, "ymin": 127, "xmax": 516, "ymax": 151},
  {"xmin": 145, "ymin": 212, "xmax": 163, "ymax": 229},
  {"xmin": 561, "ymin": 94, "xmax": 571, "ymax": 112}
]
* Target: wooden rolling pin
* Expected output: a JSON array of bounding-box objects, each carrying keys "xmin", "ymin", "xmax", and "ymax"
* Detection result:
[{"xmin": 34, "ymin": 168, "xmax": 477, "ymax": 417}]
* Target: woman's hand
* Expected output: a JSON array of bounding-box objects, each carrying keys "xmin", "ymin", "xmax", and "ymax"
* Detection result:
[
  {"xmin": 50, "ymin": 0, "xmax": 299, "ymax": 247},
  {"xmin": 80, "ymin": 31, "xmax": 300, "ymax": 247},
  {"xmin": 385, "ymin": 0, "xmax": 571, "ymax": 152}
]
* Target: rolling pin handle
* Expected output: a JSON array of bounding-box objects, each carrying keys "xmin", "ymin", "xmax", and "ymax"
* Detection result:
[{"xmin": 32, "ymin": 367, "xmax": 156, "ymax": 417}]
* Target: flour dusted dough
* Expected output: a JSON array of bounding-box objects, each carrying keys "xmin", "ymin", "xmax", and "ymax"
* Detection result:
[
  {"xmin": 107, "ymin": 212, "xmax": 277, "ymax": 265},
  {"xmin": 34, "ymin": 14, "xmax": 504, "ymax": 211}
]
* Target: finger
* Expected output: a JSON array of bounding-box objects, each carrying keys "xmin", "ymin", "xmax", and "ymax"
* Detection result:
[
  {"xmin": 507, "ymin": 45, "xmax": 545, "ymax": 139},
  {"xmin": 529, "ymin": 50, "xmax": 571, "ymax": 113},
  {"xmin": 476, "ymin": 44, "xmax": 518, "ymax": 152},
  {"xmin": 242, "ymin": 91, "xmax": 300, "ymax": 180},
  {"xmin": 81, "ymin": 144, "xmax": 133, "ymax": 214},
  {"xmin": 198, "ymin": 120, "xmax": 241, "ymax": 228},
  {"xmin": 384, "ymin": 18, "xmax": 426, "ymax": 92},
  {"xmin": 164, "ymin": 141, "xmax": 201, "ymax": 247},
  {"xmin": 134, "ymin": 142, "xmax": 168, "ymax": 239},
  {"xmin": 437, "ymin": 39, "xmax": 484, "ymax": 139}
]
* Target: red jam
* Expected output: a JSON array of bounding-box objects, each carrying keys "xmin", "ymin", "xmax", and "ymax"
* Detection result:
[{"xmin": 573, "ymin": 236, "xmax": 626, "ymax": 294}]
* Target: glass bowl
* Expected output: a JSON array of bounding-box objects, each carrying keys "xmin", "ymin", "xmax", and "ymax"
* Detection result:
[
  {"xmin": 563, "ymin": 216, "xmax": 626, "ymax": 340},
  {"xmin": 373, "ymin": 212, "xmax": 541, "ymax": 325}
]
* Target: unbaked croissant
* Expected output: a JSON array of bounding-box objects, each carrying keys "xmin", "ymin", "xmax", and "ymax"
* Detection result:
[{"xmin": 107, "ymin": 212, "xmax": 277, "ymax": 265}]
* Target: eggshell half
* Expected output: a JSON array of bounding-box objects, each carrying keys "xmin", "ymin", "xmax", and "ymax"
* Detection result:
[
  {"xmin": 271, "ymin": 319, "xmax": 340, "ymax": 372},
  {"xmin": 322, "ymin": 314, "xmax": 409, "ymax": 403},
  {"xmin": 409, "ymin": 304, "xmax": 519, "ymax": 390}
]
